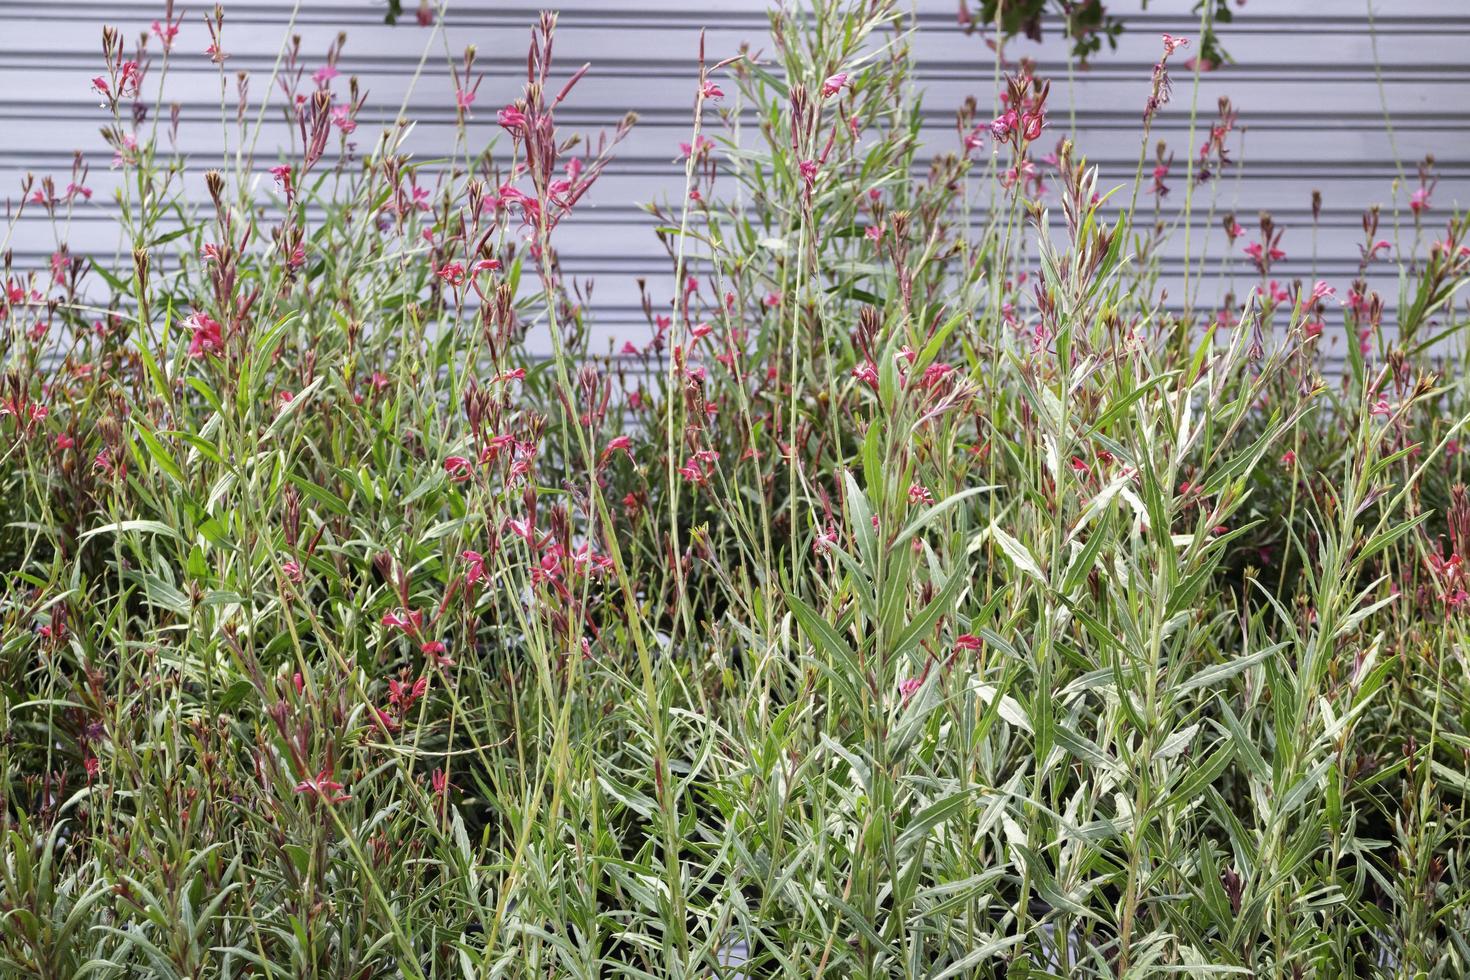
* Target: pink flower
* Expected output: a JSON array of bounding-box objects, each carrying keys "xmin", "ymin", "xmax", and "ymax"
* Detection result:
[
  {"xmin": 462, "ymin": 550, "xmax": 487, "ymax": 586},
  {"xmin": 680, "ymin": 135, "xmax": 714, "ymax": 159},
  {"xmin": 908, "ymin": 483, "xmax": 933, "ymax": 505},
  {"xmin": 431, "ymin": 768, "xmax": 450, "ymax": 795},
  {"xmin": 295, "ymin": 767, "xmax": 350, "ymax": 804},
  {"xmin": 919, "ymin": 363, "xmax": 954, "ymax": 388},
  {"xmin": 799, "ymin": 159, "xmax": 819, "ymax": 183},
  {"xmin": 478, "ymin": 433, "xmax": 515, "ymax": 463},
  {"xmin": 1161, "ymin": 33, "xmax": 1190, "ymax": 56},
  {"xmin": 422, "ymin": 640, "xmax": 453, "ymax": 667},
  {"xmin": 282, "ymin": 560, "xmax": 304, "ymax": 583},
  {"xmin": 899, "ymin": 677, "xmax": 922, "ymax": 702},
  {"xmin": 437, "ymin": 262, "xmax": 466, "ymax": 286},
  {"xmin": 311, "ymin": 64, "xmax": 339, "ymax": 86},
  {"xmin": 700, "ymin": 80, "xmax": 724, "ymax": 99},
  {"xmin": 678, "ymin": 458, "xmax": 710, "ymax": 485},
  {"xmin": 1, "ymin": 395, "xmax": 38, "ymax": 425},
  {"xmin": 1280, "ymin": 450, "xmax": 1297, "ymax": 467},
  {"xmin": 388, "ymin": 676, "xmax": 428, "ymax": 712},
  {"xmin": 1410, "ymin": 187, "xmax": 1431, "ymax": 214},
  {"xmin": 1261, "ymin": 280, "xmax": 1290, "ymax": 306},
  {"xmin": 331, "ymin": 104, "xmax": 357, "ymax": 134},
  {"xmin": 990, "ymin": 109, "xmax": 1018, "ymax": 141},
  {"xmin": 602, "ymin": 435, "xmax": 633, "ymax": 462},
  {"xmin": 1243, "ymin": 239, "xmax": 1284, "ymax": 271},
  {"xmin": 1309, "ymin": 280, "xmax": 1336, "ymax": 303},
  {"xmin": 185, "ymin": 312, "xmax": 224, "ymax": 358},
  {"xmin": 498, "ymin": 105, "xmax": 527, "ymax": 130},
  {"xmin": 444, "ymin": 455, "xmax": 473, "ymax": 481},
  {"xmin": 382, "ymin": 608, "xmax": 424, "ymax": 634},
  {"xmin": 269, "ymin": 165, "xmax": 293, "ymax": 195},
  {"xmin": 954, "ymin": 634, "xmax": 982, "ymax": 653},
  {"xmin": 151, "ymin": 18, "xmax": 180, "ymax": 50},
  {"xmin": 1020, "ymin": 110, "xmax": 1044, "ymax": 142},
  {"xmin": 456, "ymin": 89, "xmax": 476, "ymax": 111},
  {"xmin": 1430, "ymin": 553, "xmax": 1463, "ymax": 581},
  {"xmin": 820, "ymin": 72, "xmax": 850, "ymax": 98}
]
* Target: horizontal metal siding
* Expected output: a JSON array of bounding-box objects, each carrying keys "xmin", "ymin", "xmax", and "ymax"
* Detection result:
[{"xmin": 2, "ymin": 0, "xmax": 1465, "ymax": 355}]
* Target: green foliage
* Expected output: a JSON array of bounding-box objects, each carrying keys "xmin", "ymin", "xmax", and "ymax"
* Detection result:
[{"xmin": 2, "ymin": 1, "xmax": 1468, "ymax": 977}]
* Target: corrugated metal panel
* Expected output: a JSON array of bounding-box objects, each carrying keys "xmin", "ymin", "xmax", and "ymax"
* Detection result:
[{"xmin": 3, "ymin": 0, "xmax": 1466, "ymax": 355}]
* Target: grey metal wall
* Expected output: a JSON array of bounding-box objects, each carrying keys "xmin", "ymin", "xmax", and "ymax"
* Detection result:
[{"xmin": 2, "ymin": 0, "xmax": 1466, "ymax": 355}]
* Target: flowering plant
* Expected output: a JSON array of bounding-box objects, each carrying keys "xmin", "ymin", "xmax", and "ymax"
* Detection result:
[{"xmin": 1, "ymin": 1, "xmax": 1468, "ymax": 976}]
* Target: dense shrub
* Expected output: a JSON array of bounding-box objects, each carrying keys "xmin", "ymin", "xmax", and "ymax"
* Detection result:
[{"xmin": 2, "ymin": 2, "xmax": 1468, "ymax": 976}]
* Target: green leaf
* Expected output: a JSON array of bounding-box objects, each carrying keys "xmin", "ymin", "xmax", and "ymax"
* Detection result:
[
  {"xmin": 788, "ymin": 595, "xmax": 863, "ymax": 685},
  {"xmin": 81, "ymin": 520, "xmax": 180, "ymax": 543},
  {"xmin": 892, "ymin": 485, "xmax": 995, "ymax": 550},
  {"xmin": 842, "ymin": 469, "xmax": 877, "ymax": 567},
  {"xmin": 146, "ymin": 225, "xmax": 196, "ymax": 249},
  {"xmin": 1177, "ymin": 645, "xmax": 1281, "ymax": 694},
  {"xmin": 897, "ymin": 790, "xmax": 973, "ymax": 852},
  {"xmin": 133, "ymin": 423, "xmax": 186, "ymax": 485},
  {"xmin": 891, "ymin": 563, "xmax": 968, "ymax": 659},
  {"xmin": 217, "ymin": 680, "xmax": 255, "ymax": 711},
  {"xmin": 986, "ymin": 523, "xmax": 1046, "ymax": 586}
]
